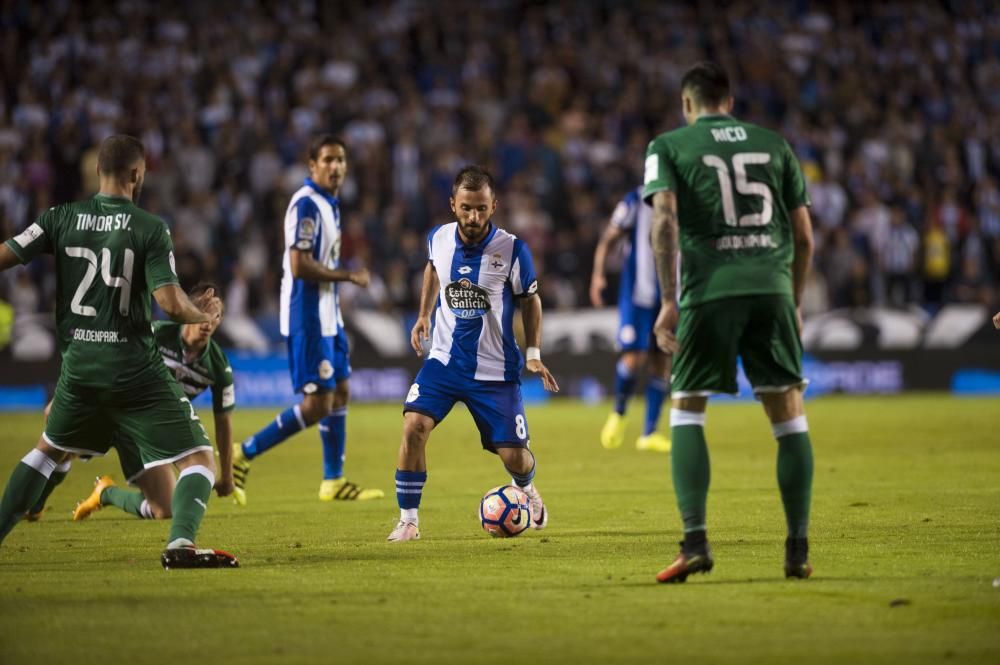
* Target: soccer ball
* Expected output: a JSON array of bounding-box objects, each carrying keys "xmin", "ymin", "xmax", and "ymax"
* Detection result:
[{"xmin": 479, "ymin": 485, "xmax": 531, "ymax": 538}]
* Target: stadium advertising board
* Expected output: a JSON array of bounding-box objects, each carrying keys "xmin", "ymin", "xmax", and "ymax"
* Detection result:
[{"xmin": 0, "ymin": 305, "xmax": 996, "ymax": 409}]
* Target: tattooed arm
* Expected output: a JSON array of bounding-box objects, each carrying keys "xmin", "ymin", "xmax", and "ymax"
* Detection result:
[{"xmin": 650, "ymin": 190, "xmax": 680, "ymax": 353}]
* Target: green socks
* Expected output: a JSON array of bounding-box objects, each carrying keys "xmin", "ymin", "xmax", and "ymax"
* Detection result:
[
  {"xmin": 669, "ymin": 411, "xmax": 710, "ymax": 533},
  {"xmin": 101, "ymin": 486, "xmax": 146, "ymax": 518},
  {"xmin": 167, "ymin": 466, "xmax": 214, "ymax": 547},
  {"xmin": 0, "ymin": 450, "xmax": 59, "ymax": 543},
  {"xmin": 29, "ymin": 460, "xmax": 72, "ymax": 515},
  {"xmin": 668, "ymin": 410, "xmax": 814, "ymax": 543},
  {"xmin": 773, "ymin": 416, "xmax": 814, "ymax": 540}
]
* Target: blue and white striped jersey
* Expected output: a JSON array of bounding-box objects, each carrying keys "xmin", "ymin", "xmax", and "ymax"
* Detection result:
[
  {"xmin": 279, "ymin": 178, "xmax": 344, "ymax": 337},
  {"xmin": 612, "ymin": 187, "xmax": 660, "ymax": 309},
  {"xmin": 427, "ymin": 222, "xmax": 538, "ymax": 383}
]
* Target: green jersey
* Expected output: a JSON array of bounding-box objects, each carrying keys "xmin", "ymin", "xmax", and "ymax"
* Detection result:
[
  {"xmin": 153, "ymin": 321, "xmax": 235, "ymax": 414},
  {"xmin": 4, "ymin": 194, "xmax": 180, "ymax": 388},
  {"xmin": 642, "ymin": 114, "xmax": 810, "ymax": 308}
]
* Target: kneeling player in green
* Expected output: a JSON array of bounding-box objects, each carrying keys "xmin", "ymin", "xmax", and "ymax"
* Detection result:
[
  {"xmin": 0, "ymin": 135, "xmax": 237, "ymax": 568},
  {"xmin": 645, "ymin": 62, "xmax": 816, "ymax": 582},
  {"xmin": 27, "ymin": 284, "xmax": 236, "ymax": 522}
]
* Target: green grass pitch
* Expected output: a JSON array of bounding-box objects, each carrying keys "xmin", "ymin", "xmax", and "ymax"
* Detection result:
[{"xmin": 0, "ymin": 395, "xmax": 998, "ymax": 664}]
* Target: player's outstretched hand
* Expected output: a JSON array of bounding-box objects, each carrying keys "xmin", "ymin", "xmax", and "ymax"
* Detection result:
[
  {"xmin": 410, "ymin": 316, "xmax": 431, "ymax": 356},
  {"xmin": 350, "ymin": 268, "xmax": 371, "ymax": 287},
  {"xmin": 994, "ymin": 311, "xmax": 1000, "ymax": 329},
  {"xmin": 527, "ymin": 359, "xmax": 560, "ymax": 393},
  {"xmin": 653, "ymin": 302, "xmax": 679, "ymax": 354},
  {"xmin": 589, "ymin": 275, "xmax": 606, "ymax": 307}
]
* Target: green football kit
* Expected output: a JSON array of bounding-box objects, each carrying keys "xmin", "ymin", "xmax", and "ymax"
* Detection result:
[
  {"xmin": 112, "ymin": 321, "xmax": 235, "ymax": 481},
  {"xmin": 643, "ymin": 114, "xmax": 811, "ymax": 396},
  {"xmin": 3, "ymin": 194, "xmax": 212, "ymax": 464}
]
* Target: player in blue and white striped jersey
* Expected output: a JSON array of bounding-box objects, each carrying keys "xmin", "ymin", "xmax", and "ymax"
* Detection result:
[
  {"xmin": 387, "ymin": 166, "xmax": 559, "ymax": 542},
  {"xmin": 232, "ymin": 135, "xmax": 383, "ymax": 505},
  {"xmin": 589, "ymin": 186, "xmax": 672, "ymax": 454}
]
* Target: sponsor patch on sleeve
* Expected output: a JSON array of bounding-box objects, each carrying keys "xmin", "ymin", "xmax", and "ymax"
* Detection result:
[
  {"xmin": 12, "ymin": 223, "xmax": 43, "ymax": 248},
  {"xmin": 295, "ymin": 239, "xmax": 313, "ymax": 250},
  {"xmin": 222, "ymin": 385, "xmax": 235, "ymax": 408},
  {"xmin": 298, "ymin": 217, "xmax": 316, "ymax": 239},
  {"xmin": 525, "ymin": 280, "xmax": 538, "ymax": 295},
  {"xmin": 644, "ymin": 154, "xmax": 659, "ymax": 184}
]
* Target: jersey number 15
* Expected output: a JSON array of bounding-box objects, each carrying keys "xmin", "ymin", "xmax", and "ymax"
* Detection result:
[{"xmin": 702, "ymin": 152, "xmax": 773, "ymax": 227}]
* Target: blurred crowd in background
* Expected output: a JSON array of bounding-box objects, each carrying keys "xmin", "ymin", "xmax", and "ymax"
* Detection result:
[{"xmin": 1, "ymin": 0, "xmax": 998, "ymax": 353}]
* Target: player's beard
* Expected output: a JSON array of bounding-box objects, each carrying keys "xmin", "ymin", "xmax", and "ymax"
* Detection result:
[{"xmin": 458, "ymin": 219, "xmax": 489, "ymax": 244}]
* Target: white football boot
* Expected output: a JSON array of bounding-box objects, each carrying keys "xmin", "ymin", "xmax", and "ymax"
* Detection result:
[{"xmin": 386, "ymin": 520, "xmax": 420, "ymax": 542}]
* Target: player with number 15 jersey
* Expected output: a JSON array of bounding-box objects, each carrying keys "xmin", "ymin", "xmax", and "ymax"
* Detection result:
[
  {"xmin": 643, "ymin": 111, "xmax": 809, "ymax": 313},
  {"xmin": 643, "ymin": 61, "xmax": 815, "ymax": 583}
]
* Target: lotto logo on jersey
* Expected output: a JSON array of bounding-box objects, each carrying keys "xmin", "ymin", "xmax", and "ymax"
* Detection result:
[{"xmin": 445, "ymin": 278, "xmax": 491, "ymax": 319}]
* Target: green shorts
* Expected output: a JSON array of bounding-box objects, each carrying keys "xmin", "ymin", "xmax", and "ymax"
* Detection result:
[
  {"xmin": 108, "ymin": 431, "xmax": 147, "ymax": 484},
  {"xmin": 44, "ymin": 373, "xmax": 212, "ymax": 471},
  {"xmin": 671, "ymin": 294, "xmax": 807, "ymax": 397}
]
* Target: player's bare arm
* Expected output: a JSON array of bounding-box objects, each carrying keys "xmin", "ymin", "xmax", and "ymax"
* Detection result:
[
  {"xmin": 589, "ymin": 224, "xmax": 627, "ymax": 307},
  {"xmin": 0, "ymin": 243, "xmax": 21, "ymax": 271},
  {"xmin": 213, "ymin": 411, "xmax": 234, "ymax": 497},
  {"xmin": 153, "ymin": 284, "xmax": 216, "ymax": 324},
  {"xmin": 993, "ymin": 311, "xmax": 1000, "ymax": 329},
  {"xmin": 410, "ymin": 262, "xmax": 440, "ymax": 356},
  {"xmin": 520, "ymin": 293, "xmax": 559, "ymax": 393},
  {"xmin": 650, "ymin": 190, "xmax": 680, "ymax": 354},
  {"xmin": 289, "ymin": 248, "xmax": 369, "ymax": 286},
  {"xmin": 790, "ymin": 205, "xmax": 815, "ymax": 333}
]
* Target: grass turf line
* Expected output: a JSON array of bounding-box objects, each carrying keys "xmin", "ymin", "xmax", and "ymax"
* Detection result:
[{"xmin": 0, "ymin": 395, "xmax": 997, "ymax": 664}]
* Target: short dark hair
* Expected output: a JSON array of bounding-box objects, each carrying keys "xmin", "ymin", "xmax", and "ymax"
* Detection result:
[
  {"xmin": 680, "ymin": 61, "xmax": 731, "ymax": 108},
  {"xmin": 452, "ymin": 165, "xmax": 496, "ymax": 198},
  {"xmin": 97, "ymin": 134, "xmax": 145, "ymax": 179},
  {"xmin": 190, "ymin": 281, "xmax": 225, "ymax": 314},
  {"xmin": 308, "ymin": 134, "xmax": 347, "ymax": 161}
]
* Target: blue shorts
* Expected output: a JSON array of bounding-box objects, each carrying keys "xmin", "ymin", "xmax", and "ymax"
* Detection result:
[
  {"xmin": 287, "ymin": 332, "xmax": 351, "ymax": 394},
  {"xmin": 403, "ymin": 359, "xmax": 529, "ymax": 454},
  {"xmin": 617, "ymin": 301, "xmax": 659, "ymax": 352}
]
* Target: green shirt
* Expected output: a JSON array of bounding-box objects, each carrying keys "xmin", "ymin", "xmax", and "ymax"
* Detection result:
[
  {"xmin": 4, "ymin": 194, "xmax": 179, "ymax": 389},
  {"xmin": 153, "ymin": 321, "xmax": 235, "ymax": 414},
  {"xmin": 642, "ymin": 115, "xmax": 810, "ymax": 308}
]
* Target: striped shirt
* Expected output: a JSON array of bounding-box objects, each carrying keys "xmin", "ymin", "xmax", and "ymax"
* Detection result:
[
  {"xmin": 427, "ymin": 222, "xmax": 538, "ymax": 382},
  {"xmin": 280, "ymin": 178, "xmax": 344, "ymax": 338},
  {"xmin": 611, "ymin": 187, "xmax": 660, "ymax": 308},
  {"xmin": 153, "ymin": 321, "xmax": 235, "ymax": 413}
]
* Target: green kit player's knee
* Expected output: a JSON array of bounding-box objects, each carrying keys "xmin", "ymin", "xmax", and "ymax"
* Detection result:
[
  {"xmin": 167, "ymin": 465, "xmax": 214, "ymax": 547},
  {"xmin": 773, "ymin": 416, "xmax": 814, "ymax": 540},
  {"xmin": 0, "ymin": 449, "xmax": 60, "ymax": 543}
]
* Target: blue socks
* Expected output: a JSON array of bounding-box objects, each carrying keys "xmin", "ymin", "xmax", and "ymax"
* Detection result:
[
  {"xmin": 643, "ymin": 376, "xmax": 669, "ymax": 436},
  {"xmin": 243, "ymin": 405, "xmax": 306, "ymax": 459},
  {"xmin": 506, "ymin": 451, "xmax": 536, "ymax": 489},
  {"xmin": 319, "ymin": 408, "xmax": 347, "ymax": 480},
  {"xmin": 614, "ymin": 359, "xmax": 637, "ymax": 415},
  {"xmin": 395, "ymin": 469, "xmax": 426, "ymax": 523}
]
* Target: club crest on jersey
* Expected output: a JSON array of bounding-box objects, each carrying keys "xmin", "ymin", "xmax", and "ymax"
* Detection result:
[
  {"xmin": 319, "ymin": 359, "xmax": 334, "ymax": 380},
  {"xmin": 445, "ymin": 278, "xmax": 491, "ymax": 319},
  {"xmin": 489, "ymin": 253, "xmax": 505, "ymax": 270}
]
